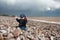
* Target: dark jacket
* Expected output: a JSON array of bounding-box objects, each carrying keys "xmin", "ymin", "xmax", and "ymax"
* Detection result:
[{"xmin": 16, "ymin": 18, "xmax": 27, "ymax": 27}]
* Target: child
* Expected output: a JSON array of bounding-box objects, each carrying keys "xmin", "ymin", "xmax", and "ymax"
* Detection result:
[{"xmin": 16, "ymin": 14, "xmax": 27, "ymax": 31}]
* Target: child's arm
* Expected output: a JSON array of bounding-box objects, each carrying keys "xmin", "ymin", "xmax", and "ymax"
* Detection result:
[
  {"xmin": 16, "ymin": 18, "xmax": 20, "ymax": 23},
  {"xmin": 15, "ymin": 16, "xmax": 20, "ymax": 23}
]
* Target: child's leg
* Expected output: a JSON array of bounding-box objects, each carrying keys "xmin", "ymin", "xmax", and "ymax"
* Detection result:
[{"xmin": 21, "ymin": 26, "xmax": 27, "ymax": 31}]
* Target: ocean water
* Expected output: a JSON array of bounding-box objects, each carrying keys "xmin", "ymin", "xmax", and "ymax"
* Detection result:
[{"xmin": 0, "ymin": 7, "xmax": 60, "ymax": 17}]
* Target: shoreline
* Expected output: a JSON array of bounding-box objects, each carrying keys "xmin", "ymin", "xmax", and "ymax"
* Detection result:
[
  {"xmin": 28, "ymin": 17, "xmax": 60, "ymax": 22},
  {"xmin": 28, "ymin": 18, "xmax": 60, "ymax": 25}
]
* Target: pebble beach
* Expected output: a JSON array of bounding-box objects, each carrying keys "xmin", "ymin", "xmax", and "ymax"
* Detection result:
[{"xmin": 0, "ymin": 16, "xmax": 60, "ymax": 40}]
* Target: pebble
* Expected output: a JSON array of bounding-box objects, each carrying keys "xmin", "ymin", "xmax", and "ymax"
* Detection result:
[{"xmin": 0, "ymin": 16, "xmax": 60, "ymax": 40}]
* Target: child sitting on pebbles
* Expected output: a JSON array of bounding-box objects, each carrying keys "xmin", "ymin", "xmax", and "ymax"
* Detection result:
[{"xmin": 15, "ymin": 14, "xmax": 27, "ymax": 31}]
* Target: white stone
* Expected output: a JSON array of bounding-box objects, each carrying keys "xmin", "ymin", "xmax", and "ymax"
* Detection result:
[
  {"xmin": 17, "ymin": 36, "xmax": 21, "ymax": 40},
  {"xmin": 0, "ymin": 30, "xmax": 7, "ymax": 34}
]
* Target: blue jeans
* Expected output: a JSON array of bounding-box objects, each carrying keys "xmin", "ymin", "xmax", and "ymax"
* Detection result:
[
  {"xmin": 21, "ymin": 26, "xmax": 27, "ymax": 31},
  {"xmin": 17, "ymin": 26, "xmax": 27, "ymax": 31}
]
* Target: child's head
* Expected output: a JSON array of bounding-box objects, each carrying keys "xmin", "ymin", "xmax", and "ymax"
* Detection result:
[{"xmin": 20, "ymin": 14, "xmax": 26, "ymax": 18}]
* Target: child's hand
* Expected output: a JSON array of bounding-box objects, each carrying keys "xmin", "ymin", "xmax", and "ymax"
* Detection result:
[{"xmin": 15, "ymin": 16, "xmax": 18, "ymax": 18}]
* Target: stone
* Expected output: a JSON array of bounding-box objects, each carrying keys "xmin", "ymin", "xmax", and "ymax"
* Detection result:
[
  {"xmin": 8, "ymin": 33, "xmax": 14, "ymax": 38},
  {"xmin": 12, "ymin": 29, "xmax": 23, "ymax": 38},
  {"xmin": 0, "ymin": 16, "xmax": 60, "ymax": 40},
  {"xmin": 0, "ymin": 34, "xmax": 3, "ymax": 40}
]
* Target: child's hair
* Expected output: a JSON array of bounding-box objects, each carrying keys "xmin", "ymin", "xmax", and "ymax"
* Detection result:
[
  {"xmin": 20, "ymin": 14, "xmax": 26, "ymax": 18},
  {"xmin": 20, "ymin": 14, "xmax": 27, "ymax": 20}
]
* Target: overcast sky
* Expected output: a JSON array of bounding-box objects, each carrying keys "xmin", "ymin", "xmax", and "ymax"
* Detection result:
[
  {"xmin": 0, "ymin": 0, "xmax": 60, "ymax": 16},
  {"xmin": 0, "ymin": 0, "xmax": 60, "ymax": 10}
]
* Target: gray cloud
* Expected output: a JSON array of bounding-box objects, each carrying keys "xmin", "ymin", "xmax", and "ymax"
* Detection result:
[
  {"xmin": 0, "ymin": 0, "xmax": 60, "ymax": 17},
  {"xmin": 0, "ymin": 0, "xmax": 60, "ymax": 11},
  {"xmin": 54, "ymin": 0, "xmax": 60, "ymax": 2}
]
